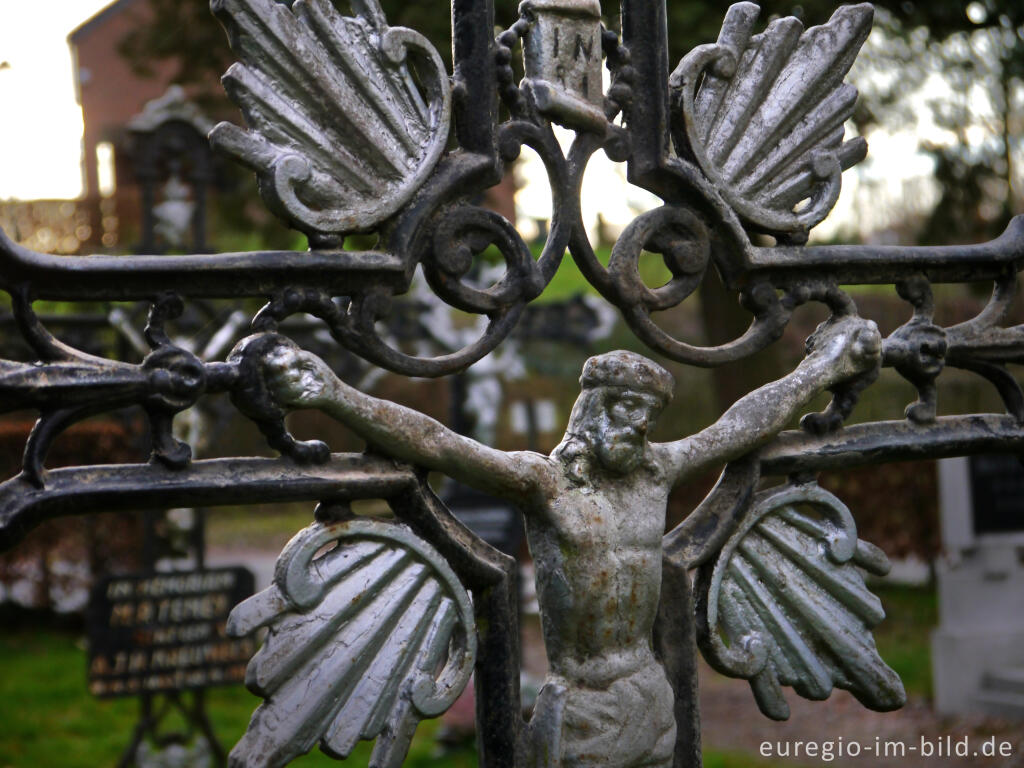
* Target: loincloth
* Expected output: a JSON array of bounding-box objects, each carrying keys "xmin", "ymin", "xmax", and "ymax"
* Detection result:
[{"xmin": 540, "ymin": 661, "xmax": 676, "ymax": 767}]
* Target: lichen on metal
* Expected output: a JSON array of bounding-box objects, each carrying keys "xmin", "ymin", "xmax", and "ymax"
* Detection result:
[{"xmin": 2, "ymin": 1, "xmax": 1024, "ymax": 767}]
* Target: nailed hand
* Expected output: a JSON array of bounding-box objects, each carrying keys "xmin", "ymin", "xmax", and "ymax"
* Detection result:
[
  {"xmin": 805, "ymin": 315, "xmax": 882, "ymax": 384},
  {"xmin": 264, "ymin": 339, "xmax": 335, "ymax": 410}
]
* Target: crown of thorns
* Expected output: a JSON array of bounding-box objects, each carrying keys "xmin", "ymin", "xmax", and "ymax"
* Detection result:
[{"xmin": 579, "ymin": 351, "xmax": 674, "ymax": 404}]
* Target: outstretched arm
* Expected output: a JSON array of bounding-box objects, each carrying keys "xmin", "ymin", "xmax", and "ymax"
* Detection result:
[
  {"xmin": 659, "ymin": 314, "xmax": 882, "ymax": 487},
  {"xmin": 264, "ymin": 340, "xmax": 551, "ymax": 504}
]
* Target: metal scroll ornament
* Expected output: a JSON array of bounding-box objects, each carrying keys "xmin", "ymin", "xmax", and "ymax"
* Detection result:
[
  {"xmin": 696, "ymin": 482, "xmax": 906, "ymax": 720},
  {"xmin": 225, "ymin": 519, "xmax": 477, "ymax": 768},
  {"xmin": 671, "ymin": 3, "xmax": 872, "ymax": 241},
  {"xmin": 209, "ymin": 0, "xmax": 451, "ymax": 239}
]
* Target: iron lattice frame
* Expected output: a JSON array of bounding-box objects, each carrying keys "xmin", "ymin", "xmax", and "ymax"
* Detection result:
[{"xmin": 1, "ymin": 0, "xmax": 1024, "ymax": 766}]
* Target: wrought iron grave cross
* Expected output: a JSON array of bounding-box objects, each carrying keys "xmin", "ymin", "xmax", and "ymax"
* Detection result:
[{"xmin": 3, "ymin": 0, "xmax": 1024, "ymax": 766}]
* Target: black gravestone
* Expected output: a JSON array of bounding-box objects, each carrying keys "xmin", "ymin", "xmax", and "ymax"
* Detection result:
[
  {"xmin": 969, "ymin": 453, "xmax": 1024, "ymax": 536},
  {"xmin": 87, "ymin": 567, "xmax": 255, "ymax": 698}
]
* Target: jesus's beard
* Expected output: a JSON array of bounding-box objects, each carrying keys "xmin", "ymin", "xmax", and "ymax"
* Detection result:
[{"xmin": 593, "ymin": 429, "xmax": 645, "ymax": 475}]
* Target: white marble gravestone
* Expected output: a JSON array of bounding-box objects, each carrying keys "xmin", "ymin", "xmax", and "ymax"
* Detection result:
[{"xmin": 933, "ymin": 455, "xmax": 1024, "ymax": 716}]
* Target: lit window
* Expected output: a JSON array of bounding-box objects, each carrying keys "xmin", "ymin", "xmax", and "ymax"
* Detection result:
[{"xmin": 96, "ymin": 142, "xmax": 116, "ymax": 197}]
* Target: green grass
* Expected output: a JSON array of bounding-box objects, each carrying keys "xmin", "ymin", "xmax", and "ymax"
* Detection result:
[
  {"xmin": 0, "ymin": 630, "xmax": 137, "ymax": 767},
  {"xmin": 703, "ymin": 750, "xmax": 800, "ymax": 768},
  {"xmin": 205, "ymin": 502, "xmax": 325, "ymax": 550},
  {"xmin": 533, "ymin": 244, "xmax": 674, "ymax": 304},
  {"xmin": 0, "ymin": 628, "xmax": 473, "ymax": 768},
  {"xmin": 205, "ymin": 499, "xmax": 394, "ymax": 550},
  {"xmin": 871, "ymin": 583, "xmax": 938, "ymax": 699}
]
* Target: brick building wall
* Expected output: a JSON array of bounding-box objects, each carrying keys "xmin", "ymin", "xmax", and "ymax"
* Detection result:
[{"xmin": 70, "ymin": 0, "xmax": 177, "ymax": 200}]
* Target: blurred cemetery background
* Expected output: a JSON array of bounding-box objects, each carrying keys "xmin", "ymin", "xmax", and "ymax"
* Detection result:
[{"xmin": 1, "ymin": 0, "xmax": 1024, "ymax": 766}]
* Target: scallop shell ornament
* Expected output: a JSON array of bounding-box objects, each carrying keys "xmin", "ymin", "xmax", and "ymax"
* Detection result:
[
  {"xmin": 695, "ymin": 483, "xmax": 905, "ymax": 721},
  {"xmin": 671, "ymin": 3, "xmax": 873, "ymax": 242},
  {"xmin": 226, "ymin": 519, "xmax": 476, "ymax": 768},
  {"xmin": 209, "ymin": 0, "xmax": 451, "ymax": 239}
]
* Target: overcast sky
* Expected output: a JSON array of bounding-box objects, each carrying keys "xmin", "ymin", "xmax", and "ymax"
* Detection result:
[{"xmin": 0, "ymin": 0, "xmax": 111, "ymax": 200}]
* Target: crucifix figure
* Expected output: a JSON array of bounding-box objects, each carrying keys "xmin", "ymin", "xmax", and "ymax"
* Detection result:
[
  {"xmin": 260, "ymin": 313, "xmax": 884, "ymax": 767},
  {"xmin": 5, "ymin": 0, "xmax": 1024, "ymax": 765}
]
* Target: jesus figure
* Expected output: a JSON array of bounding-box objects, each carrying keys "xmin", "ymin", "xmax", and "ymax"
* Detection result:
[{"xmin": 262, "ymin": 313, "xmax": 881, "ymax": 768}]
